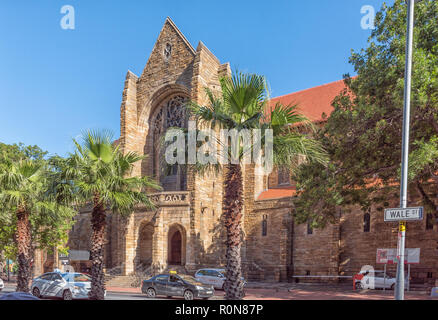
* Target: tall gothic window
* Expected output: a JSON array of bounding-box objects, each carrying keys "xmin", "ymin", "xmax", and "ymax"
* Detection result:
[
  {"xmin": 364, "ymin": 212, "xmax": 371, "ymax": 233},
  {"xmin": 152, "ymin": 95, "xmax": 188, "ymax": 191}
]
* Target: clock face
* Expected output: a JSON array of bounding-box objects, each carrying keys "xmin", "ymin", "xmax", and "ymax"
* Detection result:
[{"xmin": 164, "ymin": 43, "xmax": 172, "ymax": 60}]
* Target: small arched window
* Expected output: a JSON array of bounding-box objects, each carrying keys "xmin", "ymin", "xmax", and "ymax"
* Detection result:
[
  {"xmin": 262, "ymin": 215, "xmax": 268, "ymax": 237},
  {"xmin": 426, "ymin": 213, "xmax": 434, "ymax": 230},
  {"xmin": 278, "ymin": 167, "xmax": 290, "ymax": 186},
  {"xmin": 307, "ymin": 221, "xmax": 313, "ymax": 235},
  {"xmin": 364, "ymin": 212, "xmax": 371, "ymax": 233}
]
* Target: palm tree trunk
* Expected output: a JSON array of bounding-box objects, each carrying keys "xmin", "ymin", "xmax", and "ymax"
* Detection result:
[
  {"xmin": 16, "ymin": 209, "xmax": 31, "ymax": 292},
  {"xmin": 89, "ymin": 194, "xmax": 107, "ymax": 300},
  {"xmin": 223, "ymin": 164, "xmax": 244, "ymax": 300}
]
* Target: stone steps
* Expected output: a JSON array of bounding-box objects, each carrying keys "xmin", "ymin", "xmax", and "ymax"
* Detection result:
[{"xmin": 105, "ymin": 275, "xmax": 138, "ymax": 288}]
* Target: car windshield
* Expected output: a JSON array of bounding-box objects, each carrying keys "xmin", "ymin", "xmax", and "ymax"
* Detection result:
[
  {"xmin": 178, "ymin": 275, "xmax": 204, "ymax": 285},
  {"xmin": 61, "ymin": 273, "xmax": 91, "ymax": 283}
]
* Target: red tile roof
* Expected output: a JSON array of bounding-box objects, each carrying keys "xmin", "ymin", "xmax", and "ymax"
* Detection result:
[
  {"xmin": 257, "ymin": 186, "xmax": 297, "ymax": 201},
  {"xmin": 268, "ymin": 79, "xmax": 347, "ymax": 123},
  {"xmin": 259, "ymin": 80, "xmax": 347, "ymax": 201}
]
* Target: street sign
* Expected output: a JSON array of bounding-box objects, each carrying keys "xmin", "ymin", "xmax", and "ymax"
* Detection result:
[
  {"xmin": 58, "ymin": 253, "xmax": 69, "ymax": 261},
  {"xmin": 377, "ymin": 248, "xmax": 420, "ymax": 265},
  {"xmin": 384, "ymin": 207, "xmax": 423, "ymax": 222},
  {"xmin": 68, "ymin": 250, "xmax": 90, "ymax": 261}
]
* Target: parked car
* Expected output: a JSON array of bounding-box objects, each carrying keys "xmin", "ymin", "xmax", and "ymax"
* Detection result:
[
  {"xmin": 141, "ymin": 273, "xmax": 215, "ymax": 300},
  {"xmin": 195, "ymin": 268, "xmax": 246, "ymax": 291},
  {"xmin": 31, "ymin": 272, "xmax": 104, "ymax": 300},
  {"xmin": 354, "ymin": 270, "xmax": 408, "ymax": 290},
  {"xmin": 0, "ymin": 278, "xmax": 4, "ymax": 292},
  {"xmin": 0, "ymin": 292, "xmax": 40, "ymax": 300}
]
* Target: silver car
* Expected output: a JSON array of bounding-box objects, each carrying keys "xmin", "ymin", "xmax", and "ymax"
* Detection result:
[
  {"xmin": 195, "ymin": 268, "xmax": 246, "ymax": 290},
  {"xmin": 31, "ymin": 272, "xmax": 95, "ymax": 300},
  {"xmin": 0, "ymin": 278, "xmax": 4, "ymax": 292}
]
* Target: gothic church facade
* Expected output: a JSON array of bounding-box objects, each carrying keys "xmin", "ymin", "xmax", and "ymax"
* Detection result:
[{"xmin": 37, "ymin": 18, "xmax": 437, "ymax": 286}]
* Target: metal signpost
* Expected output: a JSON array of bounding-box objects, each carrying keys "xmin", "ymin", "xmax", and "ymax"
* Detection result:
[
  {"xmin": 7, "ymin": 259, "xmax": 10, "ymax": 282},
  {"xmin": 393, "ymin": 0, "xmax": 416, "ymax": 301}
]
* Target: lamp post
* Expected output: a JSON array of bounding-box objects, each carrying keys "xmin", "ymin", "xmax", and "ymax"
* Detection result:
[{"xmin": 395, "ymin": 0, "xmax": 417, "ymax": 301}]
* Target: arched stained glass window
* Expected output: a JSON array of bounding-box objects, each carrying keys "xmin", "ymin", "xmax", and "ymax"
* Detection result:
[{"xmin": 151, "ymin": 95, "xmax": 188, "ymax": 191}]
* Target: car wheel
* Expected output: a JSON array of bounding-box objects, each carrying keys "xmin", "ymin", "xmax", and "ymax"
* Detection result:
[
  {"xmin": 390, "ymin": 284, "xmax": 395, "ymax": 290},
  {"xmin": 146, "ymin": 288, "xmax": 156, "ymax": 299},
  {"xmin": 62, "ymin": 290, "xmax": 73, "ymax": 301},
  {"xmin": 356, "ymin": 282, "xmax": 363, "ymax": 290},
  {"xmin": 222, "ymin": 283, "xmax": 226, "ymax": 291},
  {"xmin": 184, "ymin": 290, "xmax": 194, "ymax": 301},
  {"xmin": 32, "ymin": 287, "xmax": 41, "ymax": 298}
]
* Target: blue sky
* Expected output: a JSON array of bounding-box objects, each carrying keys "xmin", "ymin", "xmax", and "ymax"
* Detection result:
[{"xmin": 0, "ymin": 0, "xmax": 391, "ymax": 156}]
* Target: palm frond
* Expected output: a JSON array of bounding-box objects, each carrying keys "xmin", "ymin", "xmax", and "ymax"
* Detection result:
[
  {"xmin": 273, "ymin": 133, "xmax": 329, "ymax": 168},
  {"xmin": 80, "ymin": 129, "xmax": 115, "ymax": 164},
  {"xmin": 269, "ymin": 103, "xmax": 314, "ymax": 135}
]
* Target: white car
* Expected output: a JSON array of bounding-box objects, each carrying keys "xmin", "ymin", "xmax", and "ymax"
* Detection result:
[
  {"xmin": 31, "ymin": 272, "xmax": 105, "ymax": 300},
  {"xmin": 0, "ymin": 278, "xmax": 4, "ymax": 292},
  {"xmin": 355, "ymin": 270, "xmax": 408, "ymax": 290},
  {"xmin": 195, "ymin": 268, "xmax": 246, "ymax": 290},
  {"xmin": 195, "ymin": 269, "xmax": 227, "ymax": 290}
]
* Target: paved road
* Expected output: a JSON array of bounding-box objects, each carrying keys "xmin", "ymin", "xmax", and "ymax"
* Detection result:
[
  {"xmin": 1, "ymin": 283, "xmax": 434, "ymax": 300},
  {"xmin": 0, "ymin": 284, "xmax": 154, "ymax": 300},
  {"xmin": 0, "ymin": 284, "xmax": 221, "ymax": 300},
  {"xmin": 0, "ymin": 285, "xmax": 15, "ymax": 296}
]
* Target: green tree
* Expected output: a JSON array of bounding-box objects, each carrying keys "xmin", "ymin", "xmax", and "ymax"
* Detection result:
[
  {"xmin": 52, "ymin": 130, "xmax": 161, "ymax": 300},
  {"xmin": 189, "ymin": 72, "xmax": 328, "ymax": 299},
  {"xmin": 0, "ymin": 143, "xmax": 48, "ymax": 264},
  {"xmin": 0, "ymin": 142, "xmax": 47, "ymax": 163},
  {"xmin": 0, "ymin": 157, "xmax": 75, "ymax": 292},
  {"xmin": 294, "ymin": 0, "xmax": 438, "ymax": 228}
]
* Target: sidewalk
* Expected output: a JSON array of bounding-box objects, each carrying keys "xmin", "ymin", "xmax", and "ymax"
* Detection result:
[
  {"xmin": 106, "ymin": 283, "xmax": 437, "ymax": 300},
  {"xmin": 107, "ymin": 286, "xmax": 141, "ymax": 294}
]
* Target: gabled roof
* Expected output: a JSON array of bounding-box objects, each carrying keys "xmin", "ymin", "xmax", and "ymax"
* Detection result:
[
  {"xmin": 164, "ymin": 17, "xmax": 196, "ymax": 55},
  {"xmin": 258, "ymin": 79, "xmax": 348, "ymax": 201},
  {"xmin": 268, "ymin": 79, "xmax": 347, "ymax": 123},
  {"xmin": 140, "ymin": 17, "xmax": 196, "ymax": 79}
]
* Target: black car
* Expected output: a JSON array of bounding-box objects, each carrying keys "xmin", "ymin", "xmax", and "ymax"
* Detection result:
[{"xmin": 141, "ymin": 273, "xmax": 215, "ymax": 300}]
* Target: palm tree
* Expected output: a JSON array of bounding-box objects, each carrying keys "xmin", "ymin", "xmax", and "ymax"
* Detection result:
[
  {"xmin": 52, "ymin": 130, "xmax": 161, "ymax": 300},
  {"xmin": 0, "ymin": 159, "xmax": 74, "ymax": 292},
  {"xmin": 189, "ymin": 72, "xmax": 328, "ymax": 300}
]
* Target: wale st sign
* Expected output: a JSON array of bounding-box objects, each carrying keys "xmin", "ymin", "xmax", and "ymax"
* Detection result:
[{"xmin": 384, "ymin": 207, "xmax": 424, "ymax": 222}]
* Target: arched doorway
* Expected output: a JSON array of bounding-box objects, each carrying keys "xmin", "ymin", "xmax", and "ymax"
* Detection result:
[
  {"xmin": 168, "ymin": 224, "xmax": 186, "ymax": 266},
  {"xmin": 136, "ymin": 223, "xmax": 154, "ymax": 270},
  {"xmin": 170, "ymin": 231, "xmax": 182, "ymax": 265}
]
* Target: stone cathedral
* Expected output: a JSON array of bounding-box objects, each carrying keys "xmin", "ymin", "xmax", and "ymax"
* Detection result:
[{"xmin": 35, "ymin": 18, "xmax": 437, "ymax": 287}]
